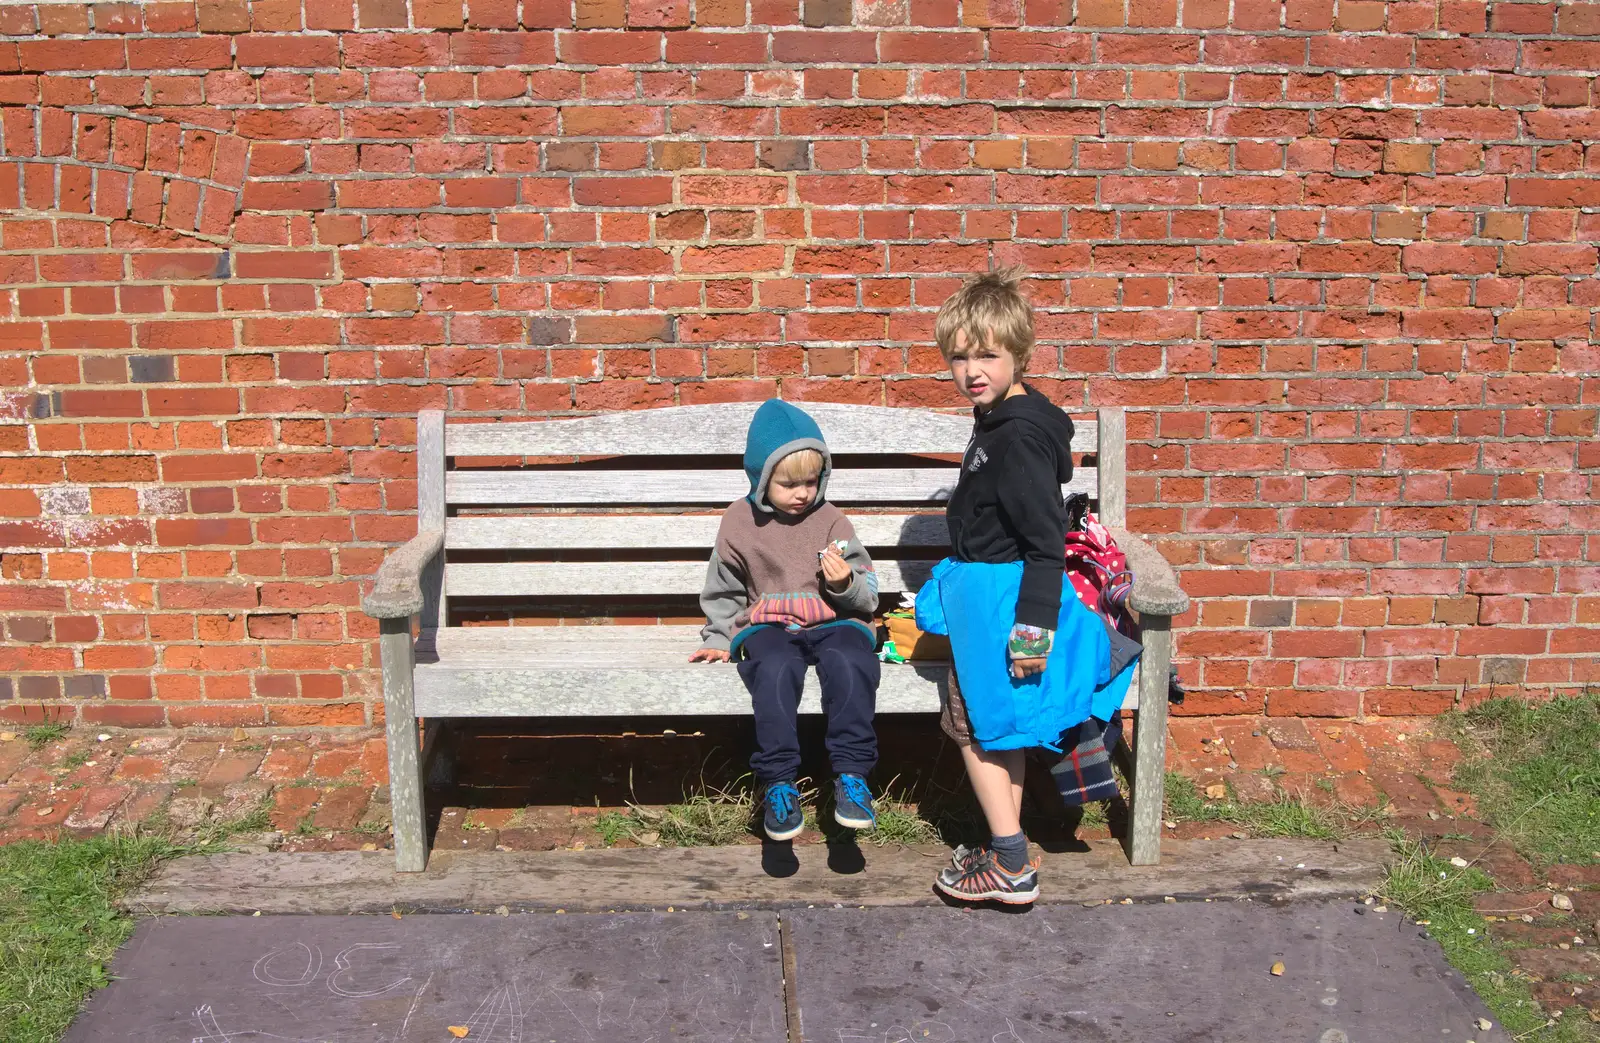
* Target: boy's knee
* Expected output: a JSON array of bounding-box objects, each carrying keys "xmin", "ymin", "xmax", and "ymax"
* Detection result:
[
  {"xmin": 741, "ymin": 649, "xmax": 807, "ymax": 687},
  {"xmin": 820, "ymin": 644, "xmax": 880, "ymax": 683}
]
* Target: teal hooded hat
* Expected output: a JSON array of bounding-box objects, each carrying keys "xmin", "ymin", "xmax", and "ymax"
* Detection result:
[{"xmin": 743, "ymin": 399, "xmax": 832, "ymax": 513}]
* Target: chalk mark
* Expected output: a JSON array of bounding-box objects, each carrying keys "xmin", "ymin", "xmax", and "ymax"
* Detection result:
[
  {"xmin": 395, "ymin": 972, "xmax": 434, "ymax": 1042},
  {"xmin": 191, "ymin": 1005, "xmax": 236, "ymax": 1043},
  {"xmin": 190, "ymin": 1004, "xmax": 323, "ymax": 1043},
  {"xmin": 327, "ymin": 943, "xmax": 412, "ymax": 999},
  {"xmin": 464, "ymin": 983, "xmax": 525, "ymax": 1042},
  {"xmin": 251, "ymin": 943, "xmax": 322, "ymax": 988}
]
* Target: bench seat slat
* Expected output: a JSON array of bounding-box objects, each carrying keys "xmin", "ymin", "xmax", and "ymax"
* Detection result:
[
  {"xmin": 446, "ymin": 468, "xmax": 1096, "ymax": 506},
  {"xmin": 445, "ymin": 403, "xmax": 1102, "ymax": 457},
  {"xmin": 412, "ymin": 625, "xmax": 1138, "ymax": 717},
  {"xmin": 445, "ymin": 559, "xmax": 934, "ymax": 597},
  {"xmin": 444, "ymin": 513, "xmax": 956, "ymax": 550}
]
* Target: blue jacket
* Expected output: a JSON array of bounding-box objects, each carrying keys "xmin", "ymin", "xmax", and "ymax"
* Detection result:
[{"xmin": 916, "ymin": 558, "xmax": 1138, "ymax": 751}]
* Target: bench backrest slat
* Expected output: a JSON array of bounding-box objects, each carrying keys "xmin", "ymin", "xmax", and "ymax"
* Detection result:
[
  {"xmin": 444, "ymin": 403, "xmax": 1101, "ymax": 457},
  {"xmin": 445, "ymin": 469, "xmax": 1095, "ymax": 507},
  {"xmin": 445, "ymin": 514, "xmax": 952, "ymax": 550},
  {"xmin": 446, "ymin": 560, "xmax": 935, "ymax": 599}
]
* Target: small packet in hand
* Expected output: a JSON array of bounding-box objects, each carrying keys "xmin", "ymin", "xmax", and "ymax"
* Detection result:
[{"xmin": 817, "ymin": 538, "xmax": 849, "ymax": 563}]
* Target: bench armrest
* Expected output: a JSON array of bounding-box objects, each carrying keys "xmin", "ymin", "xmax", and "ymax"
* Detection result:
[
  {"xmin": 362, "ymin": 529, "xmax": 445, "ymax": 619},
  {"xmin": 1109, "ymin": 528, "xmax": 1190, "ymax": 618}
]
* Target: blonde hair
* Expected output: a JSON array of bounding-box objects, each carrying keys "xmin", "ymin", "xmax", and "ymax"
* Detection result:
[
  {"xmin": 934, "ymin": 265, "xmax": 1035, "ymax": 369},
  {"xmin": 771, "ymin": 448, "xmax": 823, "ymax": 482}
]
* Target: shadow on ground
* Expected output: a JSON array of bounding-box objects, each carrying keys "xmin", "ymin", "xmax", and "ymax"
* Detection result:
[{"xmin": 425, "ymin": 715, "xmax": 1125, "ymax": 852}]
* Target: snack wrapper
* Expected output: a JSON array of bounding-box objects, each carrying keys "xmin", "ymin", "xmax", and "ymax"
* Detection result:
[{"xmin": 817, "ymin": 538, "xmax": 850, "ymax": 563}]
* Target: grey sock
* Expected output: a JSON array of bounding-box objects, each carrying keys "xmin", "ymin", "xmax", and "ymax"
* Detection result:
[{"xmin": 990, "ymin": 831, "xmax": 1028, "ymax": 873}]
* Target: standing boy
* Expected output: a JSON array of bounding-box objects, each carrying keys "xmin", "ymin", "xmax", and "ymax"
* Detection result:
[
  {"xmin": 691, "ymin": 399, "xmax": 882, "ymax": 841},
  {"xmin": 927, "ymin": 267, "xmax": 1076, "ymax": 905}
]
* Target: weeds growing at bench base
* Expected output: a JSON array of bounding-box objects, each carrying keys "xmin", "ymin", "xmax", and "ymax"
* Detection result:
[
  {"xmin": 626, "ymin": 778, "xmax": 772, "ymax": 847},
  {"xmin": 604, "ymin": 774, "xmax": 971, "ymax": 848}
]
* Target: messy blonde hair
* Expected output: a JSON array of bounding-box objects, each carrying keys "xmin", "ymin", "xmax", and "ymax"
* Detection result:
[
  {"xmin": 934, "ymin": 265, "xmax": 1035, "ymax": 369},
  {"xmin": 772, "ymin": 448, "xmax": 823, "ymax": 482}
]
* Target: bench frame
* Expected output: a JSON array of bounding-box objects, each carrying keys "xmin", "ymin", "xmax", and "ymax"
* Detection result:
[{"xmin": 363, "ymin": 404, "xmax": 1188, "ymax": 872}]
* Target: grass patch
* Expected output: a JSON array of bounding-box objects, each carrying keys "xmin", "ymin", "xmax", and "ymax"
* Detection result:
[
  {"xmin": 23, "ymin": 725, "xmax": 68, "ymax": 751},
  {"xmin": 860, "ymin": 801, "xmax": 939, "ymax": 846},
  {"xmin": 1076, "ymin": 799, "xmax": 1108, "ymax": 830},
  {"xmin": 1162, "ymin": 772, "xmax": 1384, "ymax": 839},
  {"xmin": 628, "ymin": 777, "xmax": 774, "ymax": 847},
  {"xmin": 191, "ymin": 801, "xmax": 274, "ymax": 846},
  {"xmin": 1379, "ymin": 834, "xmax": 1598, "ymax": 1043},
  {"xmin": 1450, "ymin": 694, "xmax": 1600, "ymax": 867},
  {"xmin": 612, "ymin": 774, "xmax": 957, "ymax": 848},
  {"xmin": 594, "ymin": 810, "xmax": 636, "ymax": 847},
  {"xmin": 0, "ymin": 834, "xmax": 180, "ymax": 1043},
  {"xmin": 860, "ymin": 782, "xmax": 942, "ymax": 847}
]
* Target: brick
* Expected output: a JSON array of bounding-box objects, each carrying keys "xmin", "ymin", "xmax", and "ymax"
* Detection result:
[
  {"xmin": 65, "ymin": 784, "xmax": 132, "ymax": 831},
  {"xmin": 1473, "ymin": 892, "xmax": 1558, "ymax": 917},
  {"xmin": 312, "ymin": 786, "xmax": 371, "ymax": 829},
  {"xmin": 270, "ymin": 785, "xmax": 319, "ymax": 829}
]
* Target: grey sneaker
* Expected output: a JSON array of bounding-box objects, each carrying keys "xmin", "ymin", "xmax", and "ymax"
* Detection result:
[
  {"xmin": 949, "ymin": 842, "xmax": 986, "ymax": 870},
  {"xmin": 935, "ymin": 849, "xmax": 1040, "ymax": 905},
  {"xmin": 832, "ymin": 773, "xmax": 876, "ymax": 830},
  {"xmin": 763, "ymin": 781, "xmax": 804, "ymax": 841}
]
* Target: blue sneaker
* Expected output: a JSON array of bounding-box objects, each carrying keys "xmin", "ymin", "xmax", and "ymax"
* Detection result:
[
  {"xmin": 833, "ymin": 773, "xmax": 876, "ymax": 830},
  {"xmin": 763, "ymin": 781, "xmax": 804, "ymax": 841}
]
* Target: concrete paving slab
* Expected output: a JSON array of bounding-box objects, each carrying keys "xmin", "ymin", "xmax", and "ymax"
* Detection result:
[
  {"xmin": 785, "ymin": 903, "xmax": 1513, "ymax": 1043},
  {"xmin": 65, "ymin": 912, "xmax": 787, "ymax": 1043},
  {"xmin": 131, "ymin": 838, "xmax": 1390, "ymax": 914}
]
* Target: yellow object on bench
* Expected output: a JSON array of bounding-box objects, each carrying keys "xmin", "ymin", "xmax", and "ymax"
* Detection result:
[{"xmin": 883, "ymin": 613, "xmax": 950, "ymax": 661}]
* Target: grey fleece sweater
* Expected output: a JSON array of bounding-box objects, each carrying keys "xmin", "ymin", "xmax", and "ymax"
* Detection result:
[
  {"xmin": 698, "ymin": 500, "xmax": 879, "ymax": 653},
  {"xmin": 696, "ymin": 398, "xmax": 879, "ymax": 655}
]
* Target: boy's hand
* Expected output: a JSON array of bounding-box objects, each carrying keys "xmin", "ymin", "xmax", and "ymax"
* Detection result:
[
  {"xmin": 1007, "ymin": 623, "xmax": 1052, "ymax": 679},
  {"xmin": 820, "ymin": 545, "xmax": 851, "ymax": 590},
  {"xmin": 689, "ymin": 648, "xmax": 730, "ymax": 663},
  {"xmin": 1010, "ymin": 657, "xmax": 1047, "ymax": 679}
]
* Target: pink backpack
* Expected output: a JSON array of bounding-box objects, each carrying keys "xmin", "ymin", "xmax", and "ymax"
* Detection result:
[{"xmin": 1063, "ymin": 494, "xmax": 1132, "ymax": 625}]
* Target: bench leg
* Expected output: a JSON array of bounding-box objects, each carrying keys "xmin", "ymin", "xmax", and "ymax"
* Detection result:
[
  {"xmin": 380, "ymin": 616, "xmax": 428, "ymax": 872},
  {"xmin": 1129, "ymin": 614, "xmax": 1172, "ymax": 866}
]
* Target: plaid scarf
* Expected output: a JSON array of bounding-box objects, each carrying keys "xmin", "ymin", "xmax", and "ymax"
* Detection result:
[{"xmin": 1047, "ymin": 713, "xmax": 1123, "ymax": 806}]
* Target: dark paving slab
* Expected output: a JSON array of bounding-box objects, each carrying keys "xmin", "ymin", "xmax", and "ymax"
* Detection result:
[
  {"xmin": 786, "ymin": 902, "xmax": 1513, "ymax": 1043},
  {"xmin": 66, "ymin": 912, "xmax": 786, "ymax": 1043}
]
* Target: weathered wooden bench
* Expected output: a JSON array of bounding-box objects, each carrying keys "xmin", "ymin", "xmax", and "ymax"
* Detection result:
[{"xmin": 361, "ymin": 403, "xmax": 1189, "ymax": 872}]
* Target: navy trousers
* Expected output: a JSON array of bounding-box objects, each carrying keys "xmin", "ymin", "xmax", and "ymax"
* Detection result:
[{"xmin": 738, "ymin": 624, "xmax": 880, "ymax": 783}]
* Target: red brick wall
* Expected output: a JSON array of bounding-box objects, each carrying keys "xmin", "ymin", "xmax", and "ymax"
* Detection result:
[{"xmin": 1, "ymin": 0, "xmax": 1595, "ymax": 731}]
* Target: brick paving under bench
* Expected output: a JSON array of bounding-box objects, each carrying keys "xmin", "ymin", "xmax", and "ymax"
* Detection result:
[
  {"xmin": 0, "ymin": 717, "xmax": 1594, "ymax": 1017},
  {"xmin": 0, "ymin": 713, "xmax": 1496, "ymax": 849}
]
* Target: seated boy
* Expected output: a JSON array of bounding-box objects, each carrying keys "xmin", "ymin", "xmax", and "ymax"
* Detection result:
[{"xmin": 690, "ymin": 399, "xmax": 882, "ymax": 841}]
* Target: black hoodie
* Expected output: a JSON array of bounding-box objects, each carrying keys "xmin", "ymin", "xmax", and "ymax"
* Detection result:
[{"xmin": 945, "ymin": 383, "xmax": 1075, "ymax": 631}]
